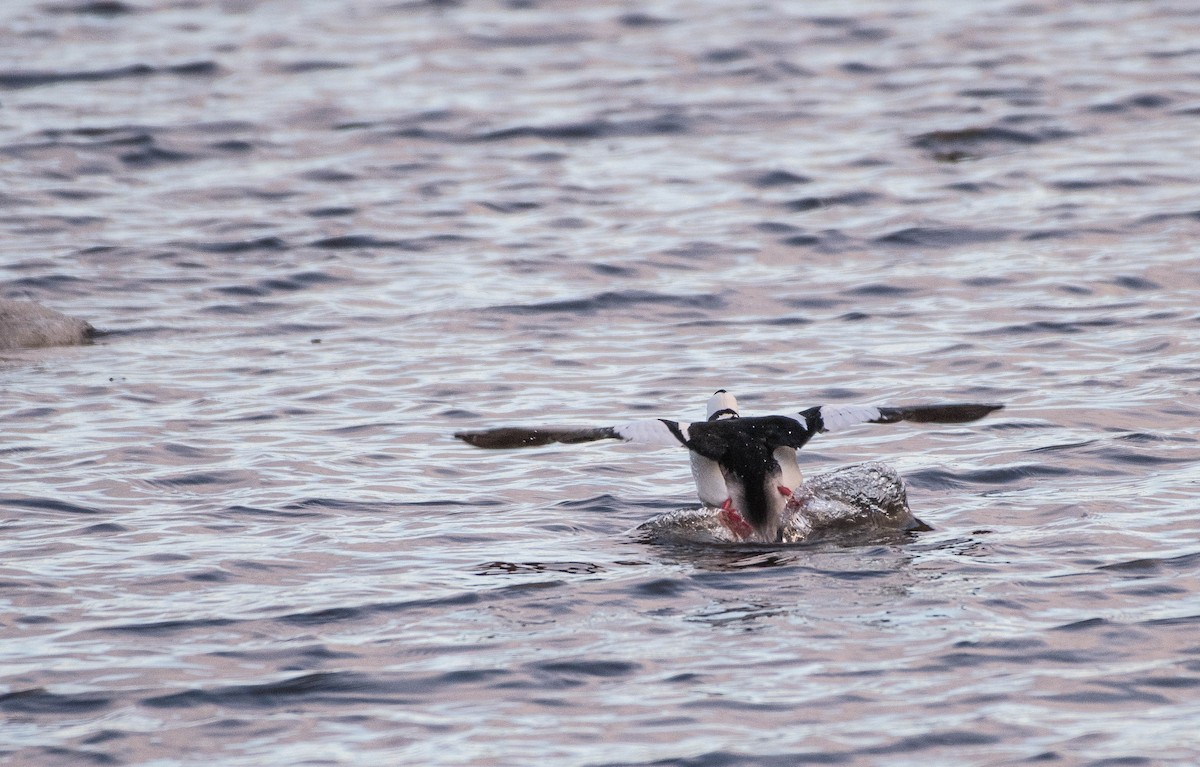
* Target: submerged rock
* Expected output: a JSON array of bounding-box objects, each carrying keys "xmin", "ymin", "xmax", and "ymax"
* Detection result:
[
  {"xmin": 0, "ymin": 300, "xmax": 95, "ymax": 350},
  {"xmin": 635, "ymin": 461, "xmax": 925, "ymax": 545}
]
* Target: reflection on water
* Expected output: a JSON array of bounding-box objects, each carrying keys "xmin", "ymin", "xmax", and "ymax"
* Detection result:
[{"xmin": 3, "ymin": 0, "xmax": 1200, "ymax": 764}]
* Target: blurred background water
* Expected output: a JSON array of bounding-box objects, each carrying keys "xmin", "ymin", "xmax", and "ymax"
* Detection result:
[{"xmin": 2, "ymin": 0, "xmax": 1200, "ymax": 764}]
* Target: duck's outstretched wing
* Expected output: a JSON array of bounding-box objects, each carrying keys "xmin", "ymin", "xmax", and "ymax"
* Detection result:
[
  {"xmin": 454, "ymin": 402, "xmax": 1003, "ymax": 449},
  {"xmin": 800, "ymin": 403, "xmax": 1003, "ymax": 434},
  {"xmin": 454, "ymin": 419, "xmax": 692, "ymax": 450}
]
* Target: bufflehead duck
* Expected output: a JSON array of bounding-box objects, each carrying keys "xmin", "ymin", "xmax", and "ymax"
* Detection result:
[{"xmin": 454, "ymin": 391, "xmax": 1002, "ymax": 543}]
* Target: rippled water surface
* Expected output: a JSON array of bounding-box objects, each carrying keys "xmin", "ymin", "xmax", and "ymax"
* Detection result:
[{"xmin": 4, "ymin": 1, "xmax": 1200, "ymax": 764}]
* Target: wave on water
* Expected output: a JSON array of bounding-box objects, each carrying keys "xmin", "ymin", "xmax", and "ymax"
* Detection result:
[
  {"xmin": 0, "ymin": 61, "xmax": 217, "ymax": 91},
  {"xmin": 483, "ymin": 289, "xmax": 725, "ymax": 315}
]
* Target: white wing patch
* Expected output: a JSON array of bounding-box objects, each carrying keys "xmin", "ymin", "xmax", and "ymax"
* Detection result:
[
  {"xmin": 818, "ymin": 405, "xmax": 883, "ymax": 432},
  {"xmin": 614, "ymin": 419, "xmax": 689, "ymax": 447}
]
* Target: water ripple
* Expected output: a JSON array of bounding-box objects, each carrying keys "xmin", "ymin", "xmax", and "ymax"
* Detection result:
[{"xmin": 0, "ymin": 61, "xmax": 217, "ymax": 91}]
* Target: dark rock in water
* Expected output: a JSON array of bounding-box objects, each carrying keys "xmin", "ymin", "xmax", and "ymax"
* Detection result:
[
  {"xmin": 636, "ymin": 462, "xmax": 924, "ymax": 544},
  {"xmin": 0, "ymin": 300, "xmax": 95, "ymax": 350}
]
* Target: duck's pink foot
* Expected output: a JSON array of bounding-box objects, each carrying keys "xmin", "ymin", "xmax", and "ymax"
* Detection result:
[
  {"xmin": 718, "ymin": 500, "xmax": 754, "ymax": 539},
  {"xmin": 784, "ymin": 485, "xmax": 812, "ymax": 511}
]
